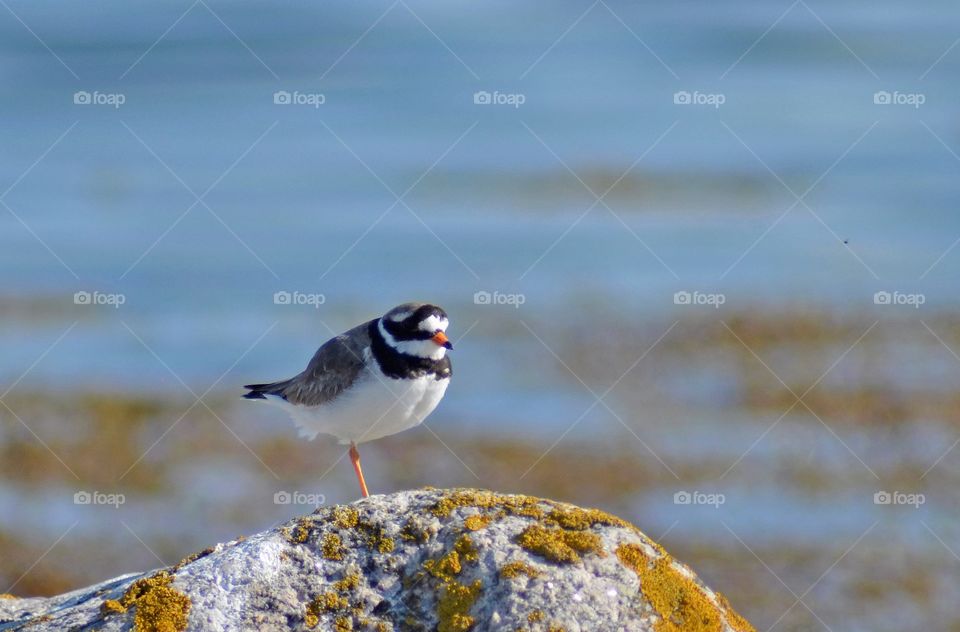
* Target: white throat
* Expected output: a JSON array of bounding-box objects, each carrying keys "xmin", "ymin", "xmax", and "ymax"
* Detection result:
[{"xmin": 378, "ymin": 319, "xmax": 448, "ymax": 361}]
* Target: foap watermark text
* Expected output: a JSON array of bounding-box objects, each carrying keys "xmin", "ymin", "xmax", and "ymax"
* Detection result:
[
  {"xmin": 274, "ymin": 490, "xmax": 326, "ymax": 506},
  {"xmin": 874, "ymin": 490, "xmax": 924, "ymax": 508},
  {"xmin": 473, "ymin": 90, "xmax": 525, "ymax": 108},
  {"xmin": 674, "ymin": 490, "xmax": 725, "ymax": 508},
  {"xmin": 274, "ymin": 291, "xmax": 325, "ymax": 308},
  {"xmin": 74, "ymin": 91, "xmax": 125, "ymax": 108},
  {"xmin": 674, "ymin": 90, "xmax": 725, "ymax": 108},
  {"xmin": 74, "ymin": 291, "xmax": 125, "ymax": 308},
  {"xmin": 873, "ymin": 91, "xmax": 925, "ymax": 108},
  {"xmin": 674, "ymin": 290, "xmax": 725, "ymax": 308},
  {"xmin": 74, "ymin": 490, "xmax": 125, "ymax": 508},
  {"xmin": 474, "ymin": 290, "xmax": 525, "ymax": 308},
  {"xmin": 874, "ymin": 291, "xmax": 924, "ymax": 309},
  {"xmin": 274, "ymin": 90, "xmax": 325, "ymax": 108}
]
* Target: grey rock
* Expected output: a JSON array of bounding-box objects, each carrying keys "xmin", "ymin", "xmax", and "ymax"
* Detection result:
[{"xmin": 0, "ymin": 489, "xmax": 755, "ymax": 632}]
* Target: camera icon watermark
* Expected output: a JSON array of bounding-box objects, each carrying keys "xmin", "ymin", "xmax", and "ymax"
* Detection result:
[
  {"xmin": 73, "ymin": 90, "xmax": 126, "ymax": 109},
  {"xmin": 74, "ymin": 291, "xmax": 126, "ymax": 308},
  {"xmin": 873, "ymin": 490, "xmax": 924, "ymax": 508},
  {"xmin": 273, "ymin": 90, "xmax": 325, "ymax": 108},
  {"xmin": 673, "ymin": 90, "xmax": 725, "ymax": 109},
  {"xmin": 74, "ymin": 490, "xmax": 125, "ymax": 508},
  {"xmin": 673, "ymin": 290, "xmax": 725, "ymax": 308},
  {"xmin": 274, "ymin": 490, "xmax": 326, "ymax": 506},
  {"xmin": 673, "ymin": 490, "xmax": 725, "ymax": 508},
  {"xmin": 873, "ymin": 91, "xmax": 925, "ymax": 109},
  {"xmin": 873, "ymin": 290, "xmax": 924, "ymax": 309},
  {"xmin": 273, "ymin": 291, "xmax": 325, "ymax": 308},
  {"xmin": 473, "ymin": 290, "xmax": 526, "ymax": 308},
  {"xmin": 473, "ymin": 90, "xmax": 525, "ymax": 108}
]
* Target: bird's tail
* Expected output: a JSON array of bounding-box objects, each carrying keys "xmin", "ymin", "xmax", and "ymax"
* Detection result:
[{"xmin": 242, "ymin": 380, "xmax": 290, "ymax": 400}]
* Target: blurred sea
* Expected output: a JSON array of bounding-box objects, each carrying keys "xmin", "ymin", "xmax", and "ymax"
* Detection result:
[{"xmin": 1, "ymin": 2, "xmax": 960, "ymax": 630}]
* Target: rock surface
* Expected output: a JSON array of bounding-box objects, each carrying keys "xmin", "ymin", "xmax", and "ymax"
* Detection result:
[{"xmin": 0, "ymin": 489, "xmax": 755, "ymax": 632}]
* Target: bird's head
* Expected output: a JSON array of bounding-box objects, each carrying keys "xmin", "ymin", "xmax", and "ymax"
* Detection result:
[{"xmin": 378, "ymin": 302, "xmax": 452, "ymax": 359}]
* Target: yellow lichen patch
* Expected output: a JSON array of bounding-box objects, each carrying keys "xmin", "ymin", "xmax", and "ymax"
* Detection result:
[
  {"xmin": 295, "ymin": 520, "xmax": 313, "ymax": 543},
  {"xmin": 500, "ymin": 561, "xmax": 540, "ymax": 580},
  {"xmin": 463, "ymin": 514, "xmax": 491, "ymax": 531},
  {"xmin": 322, "ymin": 533, "xmax": 345, "ymax": 560},
  {"xmin": 104, "ymin": 571, "xmax": 191, "ymax": 632},
  {"xmin": 714, "ymin": 592, "xmax": 757, "ymax": 632},
  {"xmin": 546, "ymin": 506, "xmax": 630, "ymax": 531},
  {"xmin": 333, "ymin": 506, "xmax": 394, "ymax": 554},
  {"xmin": 100, "ymin": 599, "xmax": 125, "ymax": 615},
  {"xmin": 516, "ymin": 525, "xmax": 603, "ymax": 564},
  {"xmin": 335, "ymin": 615, "xmax": 353, "ymax": 631},
  {"xmin": 285, "ymin": 518, "xmax": 312, "ymax": 544},
  {"xmin": 400, "ymin": 519, "xmax": 430, "ymax": 543},
  {"xmin": 0, "ymin": 593, "xmax": 17, "ymax": 599},
  {"xmin": 424, "ymin": 547, "xmax": 463, "ymax": 579},
  {"xmin": 305, "ymin": 572, "xmax": 362, "ymax": 629},
  {"xmin": 616, "ymin": 544, "xmax": 755, "ymax": 632},
  {"xmin": 429, "ymin": 489, "xmax": 545, "ymax": 520},
  {"xmin": 358, "ymin": 520, "xmax": 395, "ymax": 554},
  {"xmin": 419, "ymin": 532, "xmax": 483, "ymax": 632},
  {"xmin": 334, "ymin": 572, "xmax": 361, "ymax": 593},
  {"xmin": 515, "ymin": 505, "xmax": 545, "ymax": 520},
  {"xmin": 455, "ymin": 535, "xmax": 478, "ymax": 563},
  {"xmin": 437, "ymin": 579, "xmax": 482, "ymax": 632},
  {"xmin": 425, "ymin": 535, "xmax": 479, "ymax": 581},
  {"xmin": 333, "ymin": 507, "xmax": 360, "ymax": 529},
  {"xmin": 321, "ymin": 591, "xmax": 349, "ymax": 611},
  {"xmin": 527, "ymin": 610, "xmax": 545, "ymax": 623},
  {"xmin": 172, "ymin": 546, "xmax": 214, "ymax": 572},
  {"xmin": 305, "ymin": 592, "xmax": 349, "ymax": 627}
]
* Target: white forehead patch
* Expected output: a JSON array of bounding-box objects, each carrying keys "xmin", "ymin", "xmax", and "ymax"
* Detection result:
[{"xmin": 418, "ymin": 315, "xmax": 448, "ymax": 332}]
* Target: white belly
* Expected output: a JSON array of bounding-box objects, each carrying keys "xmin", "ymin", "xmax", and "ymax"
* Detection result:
[{"xmin": 263, "ymin": 360, "xmax": 449, "ymax": 444}]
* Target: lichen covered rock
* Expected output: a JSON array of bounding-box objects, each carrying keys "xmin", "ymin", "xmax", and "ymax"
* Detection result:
[{"xmin": 0, "ymin": 488, "xmax": 755, "ymax": 631}]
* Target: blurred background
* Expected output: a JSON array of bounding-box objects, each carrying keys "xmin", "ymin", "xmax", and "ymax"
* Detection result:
[{"xmin": 1, "ymin": 1, "xmax": 959, "ymax": 630}]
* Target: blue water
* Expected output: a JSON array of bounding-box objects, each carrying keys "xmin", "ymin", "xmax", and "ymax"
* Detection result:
[{"xmin": 0, "ymin": 0, "xmax": 957, "ymax": 448}]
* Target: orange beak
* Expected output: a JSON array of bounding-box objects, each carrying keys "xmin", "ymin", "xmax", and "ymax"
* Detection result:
[{"xmin": 431, "ymin": 331, "xmax": 453, "ymax": 350}]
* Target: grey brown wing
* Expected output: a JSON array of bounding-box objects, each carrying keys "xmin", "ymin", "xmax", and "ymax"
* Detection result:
[
  {"xmin": 243, "ymin": 320, "xmax": 373, "ymax": 407},
  {"xmin": 282, "ymin": 320, "xmax": 374, "ymax": 406}
]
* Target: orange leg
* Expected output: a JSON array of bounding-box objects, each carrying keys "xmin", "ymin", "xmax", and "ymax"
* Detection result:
[{"xmin": 349, "ymin": 442, "xmax": 370, "ymax": 498}]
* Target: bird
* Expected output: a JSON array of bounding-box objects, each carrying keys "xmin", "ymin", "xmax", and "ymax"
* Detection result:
[{"xmin": 243, "ymin": 302, "xmax": 453, "ymax": 498}]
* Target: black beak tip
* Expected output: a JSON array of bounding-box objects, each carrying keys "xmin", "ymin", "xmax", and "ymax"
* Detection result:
[{"xmin": 444, "ymin": 341, "xmax": 454, "ymax": 350}]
